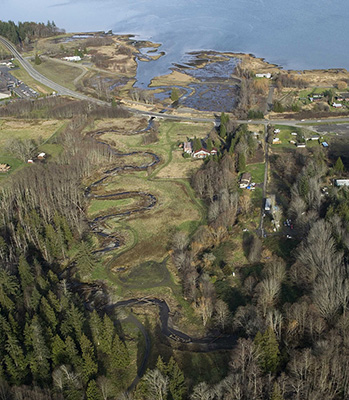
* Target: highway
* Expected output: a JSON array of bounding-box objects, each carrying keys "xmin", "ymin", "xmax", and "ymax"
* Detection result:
[{"xmin": 2, "ymin": 35, "xmax": 349, "ymax": 126}]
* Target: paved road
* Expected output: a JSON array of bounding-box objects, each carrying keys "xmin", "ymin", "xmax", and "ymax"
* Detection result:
[{"xmin": 3, "ymin": 35, "xmax": 349, "ymax": 126}]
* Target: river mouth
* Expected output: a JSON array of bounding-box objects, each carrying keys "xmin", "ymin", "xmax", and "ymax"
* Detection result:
[{"xmin": 136, "ymin": 50, "xmax": 240, "ymax": 112}]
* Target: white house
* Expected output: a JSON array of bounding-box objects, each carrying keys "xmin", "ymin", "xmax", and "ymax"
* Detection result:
[
  {"xmin": 192, "ymin": 148, "xmax": 211, "ymax": 159},
  {"xmin": 274, "ymin": 129, "xmax": 281, "ymax": 134},
  {"xmin": 256, "ymin": 73, "xmax": 272, "ymax": 79},
  {"xmin": 63, "ymin": 56, "xmax": 81, "ymax": 62},
  {"xmin": 332, "ymin": 102, "xmax": 343, "ymax": 108},
  {"xmin": 192, "ymin": 148, "xmax": 217, "ymax": 159},
  {"xmin": 291, "ymin": 132, "xmax": 298, "ymax": 136},
  {"xmin": 335, "ymin": 179, "xmax": 349, "ymax": 187}
]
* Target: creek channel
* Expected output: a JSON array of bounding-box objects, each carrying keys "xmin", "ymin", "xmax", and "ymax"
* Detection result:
[{"xmin": 81, "ymin": 121, "xmax": 238, "ymax": 390}]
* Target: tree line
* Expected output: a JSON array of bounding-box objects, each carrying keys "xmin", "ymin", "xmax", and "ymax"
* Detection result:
[{"xmin": 0, "ymin": 20, "xmax": 63, "ymax": 45}]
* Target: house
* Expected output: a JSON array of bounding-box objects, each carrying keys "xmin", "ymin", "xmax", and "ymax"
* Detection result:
[
  {"xmin": 192, "ymin": 147, "xmax": 217, "ymax": 159},
  {"xmin": 239, "ymin": 172, "xmax": 252, "ymax": 189},
  {"xmin": 322, "ymin": 141, "xmax": 329, "ymax": 147},
  {"xmin": 256, "ymin": 73, "xmax": 272, "ymax": 79},
  {"xmin": 63, "ymin": 56, "xmax": 81, "ymax": 62},
  {"xmin": 183, "ymin": 142, "xmax": 193, "ymax": 154},
  {"xmin": 192, "ymin": 148, "xmax": 211, "ymax": 159},
  {"xmin": 335, "ymin": 179, "xmax": 349, "ymax": 187},
  {"xmin": 296, "ymin": 143, "xmax": 306, "ymax": 148},
  {"xmin": 310, "ymin": 136, "xmax": 320, "ymax": 141},
  {"xmin": 273, "ymin": 138, "xmax": 281, "ymax": 144},
  {"xmin": 274, "ymin": 129, "xmax": 281, "ymax": 134},
  {"xmin": 0, "ymin": 163, "xmax": 10, "ymax": 172},
  {"xmin": 332, "ymin": 102, "xmax": 343, "ymax": 108},
  {"xmin": 27, "ymin": 159, "xmax": 34, "ymax": 164},
  {"xmin": 37, "ymin": 152, "xmax": 46, "ymax": 159},
  {"xmin": 291, "ymin": 132, "xmax": 298, "ymax": 136},
  {"xmin": 289, "ymin": 140, "xmax": 296, "ymax": 144}
]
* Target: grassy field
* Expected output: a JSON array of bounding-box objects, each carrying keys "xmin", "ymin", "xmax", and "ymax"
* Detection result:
[
  {"xmin": 271, "ymin": 125, "xmax": 319, "ymax": 151},
  {"xmin": 0, "ymin": 119, "xmax": 67, "ymax": 179},
  {"xmin": 86, "ymin": 119, "xmax": 209, "ymax": 299},
  {"xmin": 31, "ymin": 58, "xmax": 82, "ymax": 91},
  {"xmin": 245, "ymin": 162, "xmax": 265, "ymax": 184},
  {"xmin": 88, "ymin": 198, "xmax": 135, "ymax": 217}
]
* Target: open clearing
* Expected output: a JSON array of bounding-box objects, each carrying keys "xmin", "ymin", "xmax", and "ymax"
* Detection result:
[
  {"xmin": 32, "ymin": 58, "xmax": 82, "ymax": 90},
  {"xmin": 86, "ymin": 118, "xmax": 210, "ymax": 271},
  {"xmin": 0, "ymin": 119, "xmax": 66, "ymax": 178}
]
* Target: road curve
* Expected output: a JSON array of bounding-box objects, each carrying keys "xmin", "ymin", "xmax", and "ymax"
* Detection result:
[{"xmin": 3, "ymin": 36, "xmax": 349, "ymax": 126}]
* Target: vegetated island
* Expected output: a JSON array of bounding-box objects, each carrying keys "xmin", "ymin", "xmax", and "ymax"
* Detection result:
[{"xmin": 0, "ymin": 21, "xmax": 349, "ymax": 400}]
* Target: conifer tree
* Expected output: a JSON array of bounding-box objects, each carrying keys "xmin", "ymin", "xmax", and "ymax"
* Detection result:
[
  {"xmin": 110, "ymin": 334, "xmax": 129, "ymax": 371},
  {"xmin": 254, "ymin": 328, "xmax": 280, "ymax": 374},
  {"xmin": 18, "ymin": 256, "xmax": 34, "ymax": 291},
  {"xmin": 86, "ymin": 379, "xmax": 103, "ymax": 400},
  {"xmin": 80, "ymin": 334, "xmax": 98, "ymax": 384},
  {"xmin": 100, "ymin": 314, "xmax": 114, "ymax": 355},
  {"xmin": 167, "ymin": 357, "xmax": 186, "ymax": 400},
  {"xmin": 334, "ymin": 157, "xmax": 345, "ymax": 176},
  {"xmin": 270, "ymin": 382, "xmax": 284, "ymax": 400},
  {"xmin": 52, "ymin": 334, "xmax": 66, "ymax": 367}
]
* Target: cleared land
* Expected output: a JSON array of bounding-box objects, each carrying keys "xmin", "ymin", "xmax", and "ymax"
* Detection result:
[
  {"xmin": 85, "ymin": 118, "xmax": 211, "ymax": 273},
  {"xmin": 31, "ymin": 58, "xmax": 83, "ymax": 91},
  {"xmin": 0, "ymin": 119, "xmax": 67, "ymax": 178}
]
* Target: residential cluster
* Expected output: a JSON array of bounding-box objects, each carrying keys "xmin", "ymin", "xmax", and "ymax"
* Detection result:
[
  {"xmin": 181, "ymin": 138, "xmax": 218, "ymax": 159},
  {"xmin": 0, "ymin": 61, "xmax": 38, "ymax": 99}
]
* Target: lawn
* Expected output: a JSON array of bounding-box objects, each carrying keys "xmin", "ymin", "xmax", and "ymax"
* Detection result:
[
  {"xmin": 103, "ymin": 176, "xmax": 202, "ymax": 268},
  {"xmin": 245, "ymin": 162, "xmax": 265, "ymax": 184},
  {"xmin": 0, "ymin": 119, "xmax": 67, "ymax": 180},
  {"xmin": 88, "ymin": 198, "xmax": 135, "ymax": 217},
  {"xmin": 0, "ymin": 119, "xmax": 66, "ymax": 147},
  {"xmin": 271, "ymin": 124, "xmax": 318, "ymax": 151},
  {"xmin": 83, "ymin": 119, "xmax": 209, "ymax": 271},
  {"xmin": 32, "ymin": 58, "xmax": 83, "ymax": 91}
]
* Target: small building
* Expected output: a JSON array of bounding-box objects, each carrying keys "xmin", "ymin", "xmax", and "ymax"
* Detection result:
[
  {"xmin": 27, "ymin": 159, "xmax": 34, "ymax": 164},
  {"xmin": 265, "ymin": 194, "xmax": 276, "ymax": 212},
  {"xmin": 296, "ymin": 143, "xmax": 306, "ymax": 148},
  {"xmin": 256, "ymin": 73, "xmax": 272, "ymax": 79},
  {"xmin": 274, "ymin": 129, "xmax": 281, "ymax": 134},
  {"xmin": 289, "ymin": 140, "xmax": 296, "ymax": 144},
  {"xmin": 310, "ymin": 136, "xmax": 320, "ymax": 141},
  {"xmin": 322, "ymin": 142, "xmax": 329, "ymax": 147},
  {"xmin": 273, "ymin": 138, "xmax": 281, "ymax": 144},
  {"xmin": 291, "ymin": 132, "xmax": 298, "ymax": 136},
  {"xmin": 37, "ymin": 152, "xmax": 46, "ymax": 159},
  {"xmin": 63, "ymin": 56, "xmax": 82, "ymax": 62},
  {"xmin": 210, "ymin": 148, "xmax": 218, "ymax": 156},
  {"xmin": 335, "ymin": 179, "xmax": 349, "ymax": 187},
  {"xmin": 240, "ymin": 172, "xmax": 252, "ymax": 189},
  {"xmin": 332, "ymin": 102, "xmax": 343, "ymax": 108},
  {"xmin": 183, "ymin": 142, "xmax": 193, "ymax": 154}
]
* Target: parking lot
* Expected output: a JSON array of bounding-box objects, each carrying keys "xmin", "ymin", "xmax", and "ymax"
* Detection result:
[{"xmin": 0, "ymin": 64, "xmax": 38, "ymax": 99}]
